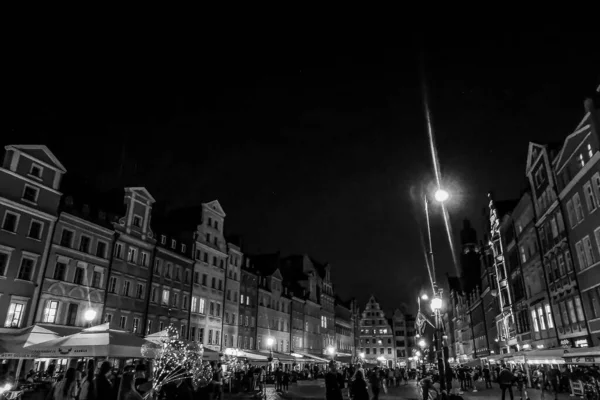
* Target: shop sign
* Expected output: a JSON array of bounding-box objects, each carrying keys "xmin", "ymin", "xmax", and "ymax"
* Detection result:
[
  {"xmin": 564, "ymin": 356, "xmax": 600, "ymax": 364},
  {"xmin": 574, "ymin": 339, "xmax": 589, "ymax": 348},
  {"xmin": 560, "ymin": 339, "xmax": 571, "ymax": 348},
  {"xmin": 0, "ymin": 352, "xmax": 38, "ymax": 359}
]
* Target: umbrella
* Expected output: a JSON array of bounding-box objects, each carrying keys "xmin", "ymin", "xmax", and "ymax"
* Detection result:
[{"xmin": 26, "ymin": 323, "xmax": 149, "ymax": 358}]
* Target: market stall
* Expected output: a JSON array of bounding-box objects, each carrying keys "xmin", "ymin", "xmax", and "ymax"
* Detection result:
[{"xmin": 562, "ymin": 346, "xmax": 600, "ymax": 397}]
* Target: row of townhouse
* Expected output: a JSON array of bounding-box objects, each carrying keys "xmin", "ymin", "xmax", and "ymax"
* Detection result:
[
  {"xmin": 444, "ymin": 85, "xmax": 600, "ymax": 362},
  {"xmin": 0, "ymin": 144, "xmax": 356, "ymax": 357}
]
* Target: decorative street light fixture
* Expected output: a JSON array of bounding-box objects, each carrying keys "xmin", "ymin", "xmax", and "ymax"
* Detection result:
[
  {"xmin": 434, "ymin": 188, "xmax": 450, "ymax": 203},
  {"xmin": 418, "ymin": 339, "xmax": 426, "ymax": 349},
  {"xmin": 84, "ymin": 309, "xmax": 96, "ymax": 327},
  {"xmin": 326, "ymin": 345, "xmax": 336, "ymax": 361}
]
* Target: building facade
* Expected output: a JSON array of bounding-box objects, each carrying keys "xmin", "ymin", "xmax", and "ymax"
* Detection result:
[
  {"xmin": 334, "ymin": 300, "xmax": 354, "ymax": 359},
  {"xmin": 239, "ymin": 261, "xmax": 258, "ymax": 350},
  {"xmin": 392, "ymin": 309, "xmax": 408, "ymax": 366},
  {"xmin": 223, "ymin": 242, "xmax": 242, "ymax": 349},
  {"xmin": 0, "ymin": 145, "xmax": 65, "ymax": 330},
  {"xmin": 256, "ymin": 267, "xmax": 292, "ymax": 354},
  {"xmin": 148, "ymin": 231, "xmax": 193, "ymax": 338},
  {"xmin": 103, "ymin": 187, "xmax": 156, "ymax": 335},
  {"xmin": 191, "ymin": 201, "xmax": 227, "ymax": 351},
  {"xmin": 554, "ymin": 96, "xmax": 600, "ymax": 345},
  {"xmin": 358, "ymin": 296, "xmax": 395, "ymax": 367},
  {"xmin": 36, "ymin": 195, "xmax": 114, "ymax": 329},
  {"xmin": 526, "ymin": 143, "xmax": 590, "ymax": 348}
]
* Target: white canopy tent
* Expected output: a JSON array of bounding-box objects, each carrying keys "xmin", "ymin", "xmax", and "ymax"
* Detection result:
[{"xmin": 26, "ymin": 323, "xmax": 149, "ymax": 358}]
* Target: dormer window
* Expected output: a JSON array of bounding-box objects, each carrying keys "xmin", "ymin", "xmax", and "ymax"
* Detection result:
[
  {"xmin": 133, "ymin": 215, "xmax": 143, "ymax": 228},
  {"xmin": 579, "ymin": 154, "xmax": 585, "ymax": 168},
  {"xmin": 22, "ymin": 185, "xmax": 39, "ymax": 203},
  {"xmin": 171, "ymin": 239, "xmax": 176, "ymax": 249},
  {"xmin": 29, "ymin": 164, "xmax": 43, "ymax": 179},
  {"xmin": 588, "ymin": 144, "xmax": 594, "ymax": 158},
  {"xmin": 160, "ymin": 235, "xmax": 166, "ymax": 245},
  {"xmin": 181, "ymin": 244, "xmax": 186, "ymax": 253}
]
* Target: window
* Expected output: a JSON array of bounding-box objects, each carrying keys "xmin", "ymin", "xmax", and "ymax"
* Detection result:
[
  {"xmin": 183, "ymin": 295, "xmax": 188, "ymax": 310},
  {"xmin": 79, "ymin": 236, "xmax": 91, "ymax": 253},
  {"xmin": 0, "ymin": 251, "xmax": 10, "ymax": 277},
  {"xmin": 133, "ymin": 318, "xmax": 140, "ymax": 333},
  {"xmin": 17, "ymin": 257, "xmax": 35, "ymax": 281},
  {"xmin": 66, "ymin": 303, "xmax": 78, "ymax": 326},
  {"xmin": 215, "ymin": 221, "xmax": 219, "ymax": 230},
  {"xmin": 550, "ymin": 218, "xmax": 559, "ymax": 238},
  {"xmin": 592, "ymin": 173, "xmax": 600, "ymax": 205},
  {"xmin": 162, "ymin": 290, "xmax": 170, "ymax": 305},
  {"xmin": 54, "ymin": 262, "xmax": 67, "ymax": 280},
  {"xmin": 155, "ymin": 259, "xmax": 162, "ymax": 274},
  {"xmin": 202, "ymin": 274, "xmax": 207, "ymax": 285},
  {"xmin": 181, "ymin": 325, "xmax": 187, "ymax": 339},
  {"xmin": 567, "ymin": 200, "xmax": 577, "ymax": 228},
  {"xmin": 108, "ymin": 276, "xmax": 117, "ymax": 293},
  {"xmin": 531, "ymin": 310, "xmax": 539, "ymax": 332},
  {"xmin": 537, "ymin": 307, "xmax": 546, "ymax": 330},
  {"xmin": 127, "ymin": 247, "xmax": 138, "ymax": 264},
  {"xmin": 92, "ymin": 271, "xmax": 101, "ymax": 288},
  {"xmin": 208, "ymin": 330, "xmax": 213, "ymax": 344},
  {"xmin": 22, "ymin": 185, "xmax": 39, "ymax": 203},
  {"xmin": 176, "ymin": 266, "xmax": 181, "ymax": 281},
  {"xmin": 216, "ymin": 303, "xmax": 221, "ymax": 317},
  {"xmin": 104, "ymin": 314, "xmax": 113, "ymax": 324},
  {"xmin": 212, "ymin": 256, "xmax": 217, "ymax": 266},
  {"xmin": 567, "ymin": 299, "xmax": 577, "ymax": 324},
  {"xmin": 574, "ymin": 194, "xmax": 585, "ymax": 223},
  {"xmin": 596, "ymin": 228, "xmax": 600, "ymax": 255},
  {"xmin": 96, "ymin": 241, "xmax": 107, "ymax": 258},
  {"xmin": 151, "ymin": 286, "xmax": 158, "ymax": 303},
  {"xmin": 165, "ymin": 263, "xmax": 172, "ymax": 278},
  {"xmin": 119, "ymin": 316, "xmax": 126, "ymax": 329},
  {"xmin": 30, "ymin": 164, "xmax": 43, "ymax": 178},
  {"xmin": 2, "ymin": 211, "xmax": 19, "ymax": 233},
  {"xmin": 4, "ymin": 302, "xmax": 25, "ymax": 328},
  {"xmin": 133, "ymin": 215, "xmax": 142, "ymax": 228},
  {"xmin": 159, "ymin": 322, "xmax": 164, "ymax": 331},
  {"xmin": 181, "ymin": 244, "xmax": 186, "ymax": 253},
  {"xmin": 209, "ymin": 302, "xmax": 215, "ymax": 316},
  {"xmin": 191, "ymin": 296, "xmax": 198, "ymax": 312},
  {"xmin": 584, "ymin": 182, "xmax": 598, "ymax": 213},
  {"xmin": 171, "ymin": 239, "xmax": 176, "ymax": 249},
  {"xmin": 185, "ymin": 270, "xmax": 190, "ymax": 284},
  {"xmin": 579, "ymin": 153, "xmax": 585, "ymax": 167},
  {"xmin": 194, "ymin": 271, "xmax": 199, "ymax": 284},
  {"xmin": 114, "ymin": 242, "xmax": 124, "ymax": 259},
  {"xmin": 148, "ymin": 321, "xmax": 153, "ymax": 333},
  {"xmin": 136, "ymin": 283, "xmax": 144, "ymax": 299},
  {"xmin": 211, "ymin": 277, "xmax": 216, "ymax": 288},
  {"xmin": 203, "ymin": 253, "xmax": 208, "ymax": 263},
  {"xmin": 576, "ymin": 241, "xmax": 588, "ymax": 270},
  {"xmin": 199, "ymin": 298, "xmax": 205, "ymax": 314},
  {"xmin": 589, "ymin": 143, "xmax": 594, "ymax": 158},
  {"xmin": 240, "ymin": 294, "xmax": 245, "ymax": 304},
  {"xmin": 583, "ymin": 236, "xmax": 596, "ymax": 266},
  {"xmin": 122, "ymin": 281, "xmax": 131, "ymax": 296},
  {"xmin": 575, "ymin": 296, "xmax": 586, "ymax": 322},
  {"xmin": 172, "ymin": 292, "xmax": 179, "ymax": 307},
  {"xmin": 218, "ymin": 279, "xmax": 222, "ymax": 291},
  {"xmin": 161, "ymin": 235, "xmax": 166, "ymax": 245},
  {"xmin": 216, "ymin": 332, "xmax": 220, "ymax": 345},
  {"xmin": 43, "ymin": 300, "xmax": 59, "ymax": 323},
  {"xmin": 28, "ymin": 221, "xmax": 43, "ymax": 240},
  {"xmin": 73, "ymin": 267, "xmax": 84, "ymax": 285},
  {"xmin": 199, "ymin": 328, "xmax": 204, "ymax": 343},
  {"xmin": 141, "ymin": 252, "xmax": 149, "ymax": 267}
]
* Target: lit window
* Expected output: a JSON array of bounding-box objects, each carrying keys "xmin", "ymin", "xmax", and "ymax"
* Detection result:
[
  {"xmin": 579, "ymin": 154, "xmax": 585, "ymax": 167},
  {"xmin": 119, "ymin": 316, "xmax": 126, "ymax": 329},
  {"xmin": 4, "ymin": 302, "xmax": 25, "ymax": 328},
  {"xmin": 199, "ymin": 298, "xmax": 205, "ymax": 314},
  {"xmin": 588, "ymin": 144, "xmax": 593, "ymax": 158},
  {"xmin": 537, "ymin": 307, "xmax": 546, "ymax": 330},
  {"xmin": 162, "ymin": 290, "xmax": 170, "ymax": 305},
  {"xmin": 545, "ymin": 304, "xmax": 554, "ymax": 329},
  {"xmin": 43, "ymin": 300, "xmax": 59, "ymax": 323}
]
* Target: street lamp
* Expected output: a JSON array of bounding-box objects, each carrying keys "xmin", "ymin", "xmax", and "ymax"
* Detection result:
[
  {"xmin": 326, "ymin": 346, "xmax": 336, "ymax": 360},
  {"xmin": 421, "ymin": 294, "xmax": 429, "ymax": 301},
  {"xmin": 84, "ymin": 309, "xmax": 96, "ymax": 326},
  {"xmin": 431, "ymin": 296, "xmax": 442, "ymax": 312},
  {"xmin": 434, "ymin": 188, "xmax": 449, "ymax": 203},
  {"xmin": 418, "ymin": 339, "xmax": 426, "ymax": 349}
]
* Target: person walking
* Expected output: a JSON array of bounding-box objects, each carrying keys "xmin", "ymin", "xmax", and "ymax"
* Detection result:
[
  {"xmin": 369, "ymin": 367, "xmax": 381, "ymax": 400},
  {"xmin": 52, "ymin": 368, "xmax": 79, "ymax": 400},
  {"xmin": 351, "ymin": 370, "xmax": 370, "ymax": 400},
  {"xmin": 325, "ymin": 361, "xmax": 343, "ymax": 400},
  {"xmin": 498, "ymin": 365, "xmax": 515, "ymax": 400},
  {"xmin": 483, "ymin": 364, "xmax": 492, "ymax": 389},
  {"xmin": 79, "ymin": 360, "xmax": 96, "ymax": 400},
  {"xmin": 117, "ymin": 372, "xmax": 143, "ymax": 400}
]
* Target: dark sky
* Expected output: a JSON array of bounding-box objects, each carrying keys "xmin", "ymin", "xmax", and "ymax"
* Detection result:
[{"xmin": 4, "ymin": 30, "xmax": 600, "ymax": 314}]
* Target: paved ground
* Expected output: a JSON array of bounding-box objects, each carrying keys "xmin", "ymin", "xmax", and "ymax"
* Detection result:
[{"xmin": 224, "ymin": 380, "xmax": 575, "ymax": 400}]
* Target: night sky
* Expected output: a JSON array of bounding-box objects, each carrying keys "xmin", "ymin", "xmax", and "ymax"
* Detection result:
[{"xmin": 4, "ymin": 30, "xmax": 599, "ymax": 314}]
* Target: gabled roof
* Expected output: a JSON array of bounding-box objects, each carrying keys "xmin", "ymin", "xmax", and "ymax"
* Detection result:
[
  {"xmin": 203, "ymin": 200, "xmax": 226, "ymax": 217},
  {"xmin": 5, "ymin": 144, "xmax": 67, "ymax": 172},
  {"xmin": 249, "ymin": 253, "xmax": 281, "ymax": 276},
  {"xmin": 525, "ymin": 142, "xmax": 546, "ymax": 175},
  {"xmin": 553, "ymin": 120, "xmax": 592, "ymax": 170},
  {"xmin": 126, "ymin": 187, "xmax": 156, "ymax": 203}
]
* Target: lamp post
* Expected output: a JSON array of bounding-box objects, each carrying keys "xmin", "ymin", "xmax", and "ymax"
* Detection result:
[{"xmin": 420, "ymin": 188, "xmax": 450, "ymax": 391}]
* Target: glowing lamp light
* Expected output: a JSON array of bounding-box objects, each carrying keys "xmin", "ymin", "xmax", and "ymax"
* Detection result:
[
  {"xmin": 326, "ymin": 346, "xmax": 335, "ymax": 355},
  {"xmin": 377, "ymin": 356, "xmax": 385, "ymax": 361},
  {"xmin": 359, "ymin": 352, "xmax": 365, "ymax": 359},
  {"xmin": 266, "ymin": 337, "xmax": 274, "ymax": 347},
  {"xmin": 491, "ymin": 350, "xmax": 495, "ymax": 354},
  {"xmin": 408, "ymin": 357, "xmax": 413, "ymax": 361},
  {"xmin": 416, "ymin": 333, "xmax": 420, "ymax": 338},
  {"xmin": 418, "ymin": 339, "xmax": 426, "ymax": 348},
  {"xmin": 434, "ymin": 189, "xmax": 450, "ymax": 203},
  {"xmin": 415, "ymin": 351, "xmax": 421, "ymax": 357},
  {"xmin": 431, "ymin": 296, "xmax": 442, "ymax": 311},
  {"xmin": 421, "ymin": 294, "xmax": 429, "ymax": 301},
  {"xmin": 84, "ymin": 309, "xmax": 97, "ymax": 322}
]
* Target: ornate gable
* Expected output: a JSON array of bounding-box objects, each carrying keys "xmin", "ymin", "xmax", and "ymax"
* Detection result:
[
  {"xmin": 203, "ymin": 200, "xmax": 226, "ymax": 217},
  {"xmin": 6, "ymin": 144, "xmax": 67, "ymax": 172},
  {"xmin": 553, "ymin": 123, "xmax": 592, "ymax": 170},
  {"xmin": 525, "ymin": 142, "xmax": 546, "ymax": 176},
  {"xmin": 127, "ymin": 187, "xmax": 156, "ymax": 204}
]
